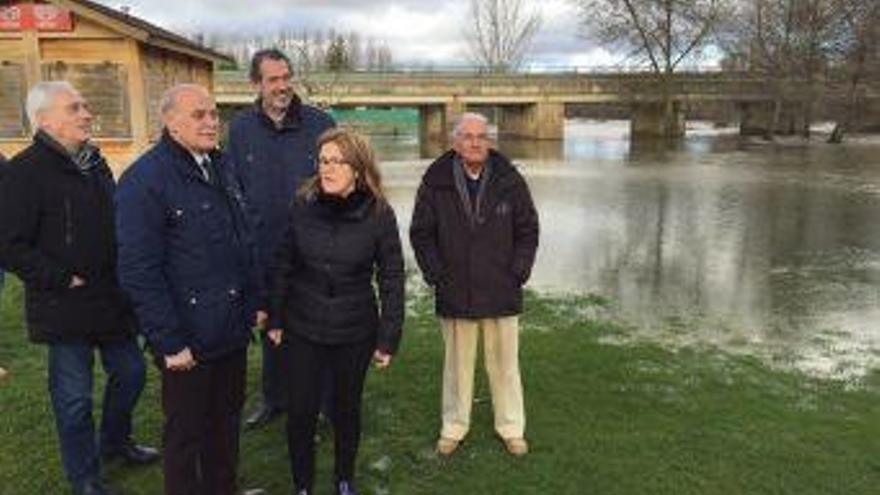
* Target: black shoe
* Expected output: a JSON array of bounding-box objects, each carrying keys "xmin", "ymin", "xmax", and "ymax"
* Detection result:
[
  {"xmin": 244, "ymin": 403, "xmax": 282, "ymax": 430},
  {"xmin": 336, "ymin": 480, "xmax": 360, "ymax": 495},
  {"xmin": 74, "ymin": 479, "xmax": 114, "ymax": 495},
  {"xmin": 103, "ymin": 440, "xmax": 160, "ymax": 465}
]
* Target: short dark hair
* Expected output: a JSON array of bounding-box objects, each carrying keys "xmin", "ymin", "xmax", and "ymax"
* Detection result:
[{"xmin": 249, "ymin": 48, "xmax": 292, "ymax": 83}]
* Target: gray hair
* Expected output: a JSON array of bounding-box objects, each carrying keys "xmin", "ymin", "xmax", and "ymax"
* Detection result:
[
  {"xmin": 159, "ymin": 83, "xmax": 208, "ymax": 117},
  {"xmin": 25, "ymin": 81, "xmax": 77, "ymax": 130},
  {"xmin": 450, "ymin": 112, "xmax": 490, "ymax": 139}
]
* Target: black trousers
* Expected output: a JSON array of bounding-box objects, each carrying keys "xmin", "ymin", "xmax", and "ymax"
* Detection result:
[
  {"xmin": 286, "ymin": 333, "xmax": 374, "ymax": 491},
  {"xmin": 261, "ymin": 333, "xmax": 335, "ymax": 414},
  {"xmin": 160, "ymin": 349, "xmax": 247, "ymax": 495},
  {"xmin": 260, "ymin": 333, "xmax": 288, "ymax": 410}
]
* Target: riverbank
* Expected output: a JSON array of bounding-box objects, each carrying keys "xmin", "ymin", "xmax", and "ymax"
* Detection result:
[{"xmin": 0, "ymin": 278, "xmax": 877, "ymax": 494}]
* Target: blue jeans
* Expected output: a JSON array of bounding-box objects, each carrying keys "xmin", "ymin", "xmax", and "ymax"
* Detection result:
[{"xmin": 48, "ymin": 338, "xmax": 146, "ymax": 487}]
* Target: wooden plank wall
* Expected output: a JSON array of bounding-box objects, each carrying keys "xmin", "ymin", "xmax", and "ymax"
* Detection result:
[
  {"xmin": 143, "ymin": 46, "xmax": 213, "ymax": 141},
  {"xmin": 0, "ymin": 35, "xmax": 28, "ymax": 151},
  {"xmin": 0, "ymin": 62, "xmax": 27, "ymax": 138},
  {"xmin": 42, "ymin": 61, "xmax": 131, "ymax": 138}
]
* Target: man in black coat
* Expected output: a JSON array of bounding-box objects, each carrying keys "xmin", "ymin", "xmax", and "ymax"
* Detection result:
[
  {"xmin": 410, "ymin": 112, "xmax": 539, "ymax": 457},
  {"xmin": 0, "ymin": 81, "xmax": 157, "ymax": 495}
]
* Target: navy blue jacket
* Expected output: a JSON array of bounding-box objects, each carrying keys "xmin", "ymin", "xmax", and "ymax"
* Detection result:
[
  {"xmin": 227, "ymin": 96, "xmax": 334, "ymax": 303},
  {"xmin": 115, "ymin": 133, "xmax": 259, "ymax": 361}
]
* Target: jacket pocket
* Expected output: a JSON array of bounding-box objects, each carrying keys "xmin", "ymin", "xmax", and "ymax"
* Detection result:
[{"xmin": 179, "ymin": 287, "xmax": 245, "ymax": 355}]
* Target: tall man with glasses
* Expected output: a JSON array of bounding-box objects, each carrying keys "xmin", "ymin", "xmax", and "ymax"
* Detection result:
[
  {"xmin": 228, "ymin": 48, "xmax": 335, "ymax": 429},
  {"xmin": 410, "ymin": 112, "xmax": 540, "ymax": 457}
]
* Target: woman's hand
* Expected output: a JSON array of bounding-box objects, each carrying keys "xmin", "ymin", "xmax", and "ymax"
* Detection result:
[
  {"xmin": 373, "ymin": 349, "xmax": 392, "ymax": 369},
  {"xmin": 255, "ymin": 310, "xmax": 268, "ymax": 329},
  {"xmin": 267, "ymin": 328, "xmax": 283, "ymax": 346}
]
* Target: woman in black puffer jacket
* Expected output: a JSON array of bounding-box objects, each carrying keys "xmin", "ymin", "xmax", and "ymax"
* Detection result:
[{"xmin": 267, "ymin": 128, "xmax": 404, "ymax": 495}]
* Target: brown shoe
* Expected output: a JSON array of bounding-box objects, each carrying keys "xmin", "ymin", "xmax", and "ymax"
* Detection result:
[
  {"xmin": 503, "ymin": 437, "xmax": 529, "ymax": 456},
  {"xmin": 435, "ymin": 437, "xmax": 460, "ymax": 456}
]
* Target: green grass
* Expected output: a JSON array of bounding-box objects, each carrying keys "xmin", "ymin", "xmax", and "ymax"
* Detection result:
[
  {"xmin": 1, "ymin": 278, "xmax": 879, "ymax": 494},
  {"xmin": 329, "ymin": 108, "xmax": 419, "ymax": 136}
]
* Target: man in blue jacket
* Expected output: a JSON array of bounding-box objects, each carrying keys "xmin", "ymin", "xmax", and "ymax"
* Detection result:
[
  {"xmin": 228, "ymin": 48, "xmax": 335, "ymax": 429},
  {"xmin": 116, "ymin": 84, "xmax": 260, "ymax": 495}
]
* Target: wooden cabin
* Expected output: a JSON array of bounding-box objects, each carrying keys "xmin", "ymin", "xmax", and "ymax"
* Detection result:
[{"xmin": 0, "ymin": 0, "xmax": 232, "ymax": 174}]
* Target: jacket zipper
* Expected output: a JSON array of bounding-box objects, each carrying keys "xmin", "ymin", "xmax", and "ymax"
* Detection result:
[{"xmin": 64, "ymin": 197, "xmax": 74, "ymax": 246}]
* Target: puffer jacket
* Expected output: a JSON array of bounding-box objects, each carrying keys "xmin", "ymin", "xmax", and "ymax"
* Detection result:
[{"xmin": 268, "ymin": 190, "xmax": 404, "ymax": 354}]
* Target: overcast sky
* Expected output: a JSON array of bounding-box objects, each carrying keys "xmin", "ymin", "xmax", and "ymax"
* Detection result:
[{"xmin": 95, "ymin": 0, "xmax": 622, "ymax": 69}]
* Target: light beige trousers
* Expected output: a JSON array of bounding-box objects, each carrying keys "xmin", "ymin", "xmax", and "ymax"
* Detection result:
[{"xmin": 440, "ymin": 316, "xmax": 525, "ymax": 441}]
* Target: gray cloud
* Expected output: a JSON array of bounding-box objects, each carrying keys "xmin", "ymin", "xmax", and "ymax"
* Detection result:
[{"xmin": 98, "ymin": 0, "xmax": 597, "ymax": 67}]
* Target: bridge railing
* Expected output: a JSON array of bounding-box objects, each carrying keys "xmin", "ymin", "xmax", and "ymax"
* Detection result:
[
  {"xmin": 214, "ymin": 70, "xmax": 776, "ymax": 102},
  {"xmin": 215, "ymin": 68, "xmax": 743, "ymax": 84}
]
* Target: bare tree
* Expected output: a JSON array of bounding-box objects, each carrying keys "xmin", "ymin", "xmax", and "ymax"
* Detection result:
[
  {"xmin": 377, "ymin": 42, "xmax": 394, "ymax": 71},
  {"xmin": 723, "ymin": 0, "xmax": 847, "ymax": 138},
  {"xmin": 346, "ymin": 31, "xmax": 362, "ymax": 69},
  {"xmin": 465, "ymin": 0, "xmax": 542, "ymax": 72},
  {"xmin": 827, "ymin": 0, "xmax": 880, "ymax": 142},
  {"xmin": 312, "ymin": 30, "xmax": 327, "ymax": 71},
  {"xmin": 365, "ymin": 38, "xmax": 378, "ymax": 71},
  {"xmin": 573, "ymin": 0, "xmax": 733, "ymax": 137}
]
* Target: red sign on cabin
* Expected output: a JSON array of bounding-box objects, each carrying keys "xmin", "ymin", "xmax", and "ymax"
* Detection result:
[
  {"xmin": 0, "ymin": 4, "xmax": 24, "ymax": 30},
  {"xmin": 0, "ymin": 3, "xmax": 73, "ymax": 32}
]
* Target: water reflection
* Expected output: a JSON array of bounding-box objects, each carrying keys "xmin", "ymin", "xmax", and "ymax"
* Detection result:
[{"xmin": 372, "ymin": 119, "xmax": 880, "ymax": 379}]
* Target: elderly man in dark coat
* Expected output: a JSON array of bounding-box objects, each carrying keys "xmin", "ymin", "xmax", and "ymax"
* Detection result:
[
  {"xmin": 410, "ymin": 112, "xmax": 539, "ymax": 457},
  {"xmin": 0, "ymin": 81, "xmax": 157, "ymax": 495}
]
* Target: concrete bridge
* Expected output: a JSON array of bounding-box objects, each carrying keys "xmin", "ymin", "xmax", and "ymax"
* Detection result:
[{"xmin": 214, "ymin": 70, "xmax": 812, "ymax": 140}]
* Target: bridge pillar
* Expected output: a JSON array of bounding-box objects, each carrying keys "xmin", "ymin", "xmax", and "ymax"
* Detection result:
[
  {"xmin": 419, "ymin": 105, "xmax": 448, "ymax": 142},
  {"xmin": 498, "ymin": 102, "xmax": 564, "ymax": 140},
  {"xmin": 630, "ymin": 102, "xmax": 686, "ymax": 138},
  {"xmin": 739, "ymin": 101, "xmax": 808, "ymax": 137}
]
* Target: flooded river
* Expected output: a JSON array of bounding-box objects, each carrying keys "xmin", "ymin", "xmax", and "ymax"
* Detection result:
[{"xmin": 367, "ymin": 119, "xmax": 880, "ymax": 380}]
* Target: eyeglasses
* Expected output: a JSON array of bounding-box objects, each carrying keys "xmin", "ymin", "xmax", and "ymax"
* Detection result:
[
  {"xmin": 457, "ymin": 133, "xmax": 490, "ymax": 143},
  {"xmin": 318, "ymin": 157, "xmax": 350, "ymax": 169}
]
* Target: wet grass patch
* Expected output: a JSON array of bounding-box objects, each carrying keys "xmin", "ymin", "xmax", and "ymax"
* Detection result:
[{"xmin": 1, "ymin": 279, "xmax": 878, "ymax": 494}]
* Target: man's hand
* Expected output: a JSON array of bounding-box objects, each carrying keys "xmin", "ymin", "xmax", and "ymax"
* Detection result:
[
  {"xmin": 255, "ymin": 310, "xmax": 268, "ymax": 330},
  {"xmin": 68, "ymin": 275, "xmax": 86, "ymax": 289},
  {"xmin": 267, "ymin": 329, "xmax": 283, "ymax": 347},
  {"xmin": 373, "ymin": 350, "xmax": 392, "ymax": 369},
  {"xmin": 164, "ymin": 347, "xmax": 197, "ymax": 371}
]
